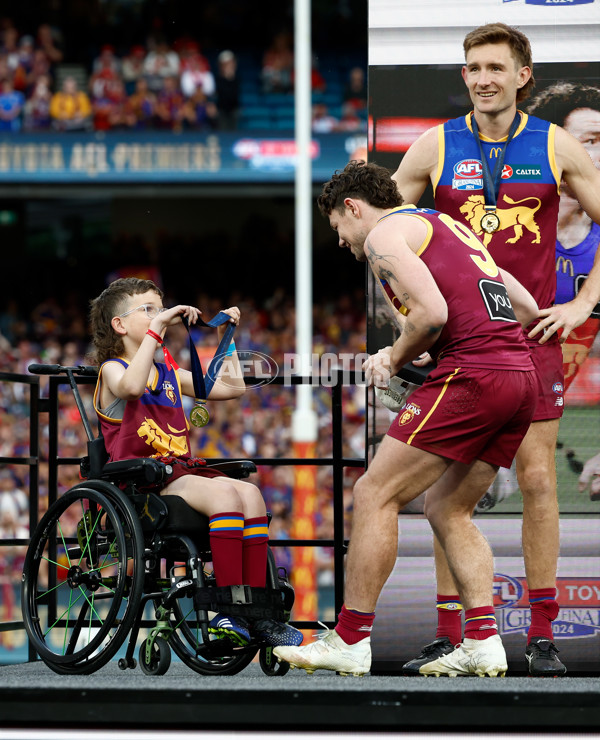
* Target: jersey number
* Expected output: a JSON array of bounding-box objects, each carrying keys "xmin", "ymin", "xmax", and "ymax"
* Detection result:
[{"xmin": 437, "ymin": 213, "xmax": 499, "ymax": 278}]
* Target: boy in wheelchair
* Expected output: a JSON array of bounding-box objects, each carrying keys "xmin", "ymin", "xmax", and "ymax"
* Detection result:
[{"xmin": 89, "ymin": 277, "xmax": 302, "ymax": 650}]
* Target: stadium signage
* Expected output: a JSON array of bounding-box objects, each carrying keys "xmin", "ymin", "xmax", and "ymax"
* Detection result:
[
  {"xmin": 0, "ymin": 133, "xmax": 360, "ymax": 183},
  {"xmin": 494, "ymin": 574, "xmax": 600, "ymax": 638}
]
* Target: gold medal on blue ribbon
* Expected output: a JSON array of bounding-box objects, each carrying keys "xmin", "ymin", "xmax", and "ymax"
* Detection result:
[
  {"xmin": 481, "ymin": 210, "xmax": 500, "ymax": 234},
  {"xmin": 190, "ymin": 401, "xmax": 210, "ymax": 427}
]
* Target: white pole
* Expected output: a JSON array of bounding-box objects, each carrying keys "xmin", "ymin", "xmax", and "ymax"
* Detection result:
[{"xmin": 293, "ymin": 0, "xmax": 318, "ymax": 443}]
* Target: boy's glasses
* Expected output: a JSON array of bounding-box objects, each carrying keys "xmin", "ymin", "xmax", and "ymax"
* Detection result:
[{"xmin": 119, "ymin": 303, "xmax": 167, "ymax": 319}]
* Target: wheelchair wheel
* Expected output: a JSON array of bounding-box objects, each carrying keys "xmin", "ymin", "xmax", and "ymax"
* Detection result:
[
  {"xmin": 22, "ymin": 483, "xmax": 145, "ymax": 674},
  {"xmin": 168, "ymin": 590, "xmax": 258, "ymax": 675},
  {"xmin": 260, "ymin": 645, "xmax": 290, "ymax": 676},
  {"xmin": 139, "ymin": 636, "xmax": 171, "ymax": 676}
]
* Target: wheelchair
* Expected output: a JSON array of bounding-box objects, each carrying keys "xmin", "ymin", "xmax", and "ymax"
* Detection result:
[{"xmin": 21, "ymin": 364, "xmax": 295, "ymax": 677}]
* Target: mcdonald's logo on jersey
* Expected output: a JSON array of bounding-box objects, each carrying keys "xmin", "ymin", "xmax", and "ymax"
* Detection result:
[{"xmin": 556, "ymin": 256, "xmax": 574, "ymax": 276}]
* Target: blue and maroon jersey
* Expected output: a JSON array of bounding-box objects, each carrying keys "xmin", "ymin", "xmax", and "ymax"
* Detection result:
[
  {"xmin": 93, "ymin": 358, "xmax": 192, "ymax": 461},
  {"xmin": 433, "ymin": 111, "xmax": 561, "ymax": 313},
  {"xmin": 378, "ymin": 206, "xmax": 534, "ymax": 371},
  {"xmin": 556, "ymin": 221, "xmax": 600, "ymax": 316}
]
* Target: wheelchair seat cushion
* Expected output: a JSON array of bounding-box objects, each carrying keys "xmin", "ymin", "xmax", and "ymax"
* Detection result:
[{"xmin": 162, "ymin": 494, "xmax": 210, "ymax": 541}]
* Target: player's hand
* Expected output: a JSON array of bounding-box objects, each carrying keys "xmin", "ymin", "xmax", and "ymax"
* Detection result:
[
  {"xmin": 578, "ymin": 451, "xmax": 600, "ymax": 500},
  {"xmin": 528, "ymin": 300, "xmax": 589, "ymax": 344},
  {"xmin": 363, "ymin": 346, "xmax": 393, "ymax": 389},
  {"xmin": 412, "ymin": 352, "xmax": 433, "ymax": 367}
]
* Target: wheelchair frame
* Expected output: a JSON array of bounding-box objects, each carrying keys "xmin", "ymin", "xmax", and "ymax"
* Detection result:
[{"xmin": 21, "ymin": 364, "xmax": 295, "ymax": 676}]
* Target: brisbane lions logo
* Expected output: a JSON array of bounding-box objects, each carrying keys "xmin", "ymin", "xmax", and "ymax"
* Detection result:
[
  {"xmin": 137, "ymin": 419, "xmax": 188, "ymax": 456},
  {"xmin": 460, "ymin": 194, "xmax": 542, "ymax": 248}
]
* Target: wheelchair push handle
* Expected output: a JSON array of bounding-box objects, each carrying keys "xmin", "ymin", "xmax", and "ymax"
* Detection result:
[
  {"xmin": 28, "ymin": 363, "xmax": 98, "ymax": 377},
  {"xmin": 29, "ymin": 363, "xmax": 98, "ymax": 442}
]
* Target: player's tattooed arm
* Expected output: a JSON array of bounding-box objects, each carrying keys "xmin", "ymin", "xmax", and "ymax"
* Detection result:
[{"xmin": 366, "ymin": 236, "xmax": 412, "ymax": 314}]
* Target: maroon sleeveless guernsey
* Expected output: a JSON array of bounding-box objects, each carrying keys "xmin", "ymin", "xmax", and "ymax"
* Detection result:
[
  {"xmin": 93, "ymin": 358, "xmax": 192, "ymax": 461},
  {"xmin": 379, "ymin": 206, "xmax": 534, "ymax": 371}
]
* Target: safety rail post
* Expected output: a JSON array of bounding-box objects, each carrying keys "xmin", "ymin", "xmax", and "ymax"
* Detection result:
[{"xmin": 0, "ymin": 371, "xmax": 41, "ymax": 661}]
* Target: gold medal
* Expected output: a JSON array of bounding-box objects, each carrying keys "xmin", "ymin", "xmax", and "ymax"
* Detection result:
[
  {"xmin": 190, "ymin": 402, "xmax": 210, "ymax": 427},
  {"xmin": 480, "ymin": 211, "xmax": 500, "ymax": 234}
]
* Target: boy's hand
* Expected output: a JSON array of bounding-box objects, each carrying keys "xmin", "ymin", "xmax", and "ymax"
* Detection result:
[
  {"xmin": 150, "ymin": 305, "xmax": 202, "ymax": 333},
  {"xmin": 218, "ymin": 306, "xmax": 241, "ymax": 337}
]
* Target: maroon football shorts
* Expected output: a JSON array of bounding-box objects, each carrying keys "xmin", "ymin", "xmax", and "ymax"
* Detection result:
[
  {"xmin": 387, "ymin": 363, "xmax": 537, "ymax": 468},
  {"xmin": 526, "ymin": 336, "xmax": 565, "ymax": 421}
]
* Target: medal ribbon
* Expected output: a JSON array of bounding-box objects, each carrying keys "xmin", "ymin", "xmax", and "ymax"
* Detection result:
[
  {"xmin": 181, "ymin": 312, "xmax": 236, "ymax": 403},
  {"xmin": 470, "ymin": 112, "xmax": 520, "ymax": 212}
]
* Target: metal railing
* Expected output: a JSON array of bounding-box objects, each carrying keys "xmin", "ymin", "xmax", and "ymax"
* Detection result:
[{"xmin": 0, "ymin": 368, "xmax": 366, "ymax": 653}]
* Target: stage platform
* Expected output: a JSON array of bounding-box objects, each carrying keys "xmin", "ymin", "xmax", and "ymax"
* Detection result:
[{"xmin": 0, "ymin": 661, "xmax": 599, "ymax": 732}]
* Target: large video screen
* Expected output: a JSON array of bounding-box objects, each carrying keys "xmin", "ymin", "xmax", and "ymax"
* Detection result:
[{"xmin": 368, "ymin": 0, "xmax": 600, "ymax": 672}]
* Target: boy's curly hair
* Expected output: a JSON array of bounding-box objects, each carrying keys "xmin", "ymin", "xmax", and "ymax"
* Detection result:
[
  {"xmin": 317, "ymin": 160, "xmax": 403, "ymax": 217},
  {"xmin": 89, "ymin": 277, "xmax": 163, "ymax": 365}
]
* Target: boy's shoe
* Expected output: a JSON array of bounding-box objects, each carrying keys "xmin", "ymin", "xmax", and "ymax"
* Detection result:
[
  {"xmin": 402, "ymin": 636, "xmax": 455, "ymax": 675},
  {"xmin": 419, "ymin": 634, "xmax": 507, "ymax": 677},
  {"xmin": 526, "ymin": 636, "xmax": 567, "ymax": 677},
  {"xmin": 208, "ymin": 614, "xmax": 250, "ymax": 646},
  {"xmin": 252, "ymin": 618, "xmax": 304, "ymax": 647},
  {"xmin": 274, "ymin": 629, "xmax": 371, "ymax": 676}
]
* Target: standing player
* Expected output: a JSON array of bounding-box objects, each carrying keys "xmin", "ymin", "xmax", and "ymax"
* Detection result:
[
  {"xmin": 274, "ymin": 161, "xmax": 539, "ymax": 677},
  {"xmin": 392, "ymin": 23, "xmax": 600, "ymax": 676}
]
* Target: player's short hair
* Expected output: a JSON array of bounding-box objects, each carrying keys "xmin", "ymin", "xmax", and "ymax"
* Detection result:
[
  {"xmin": 463, "ymin": 22, "xmax": 535, "ymax": 103},
  {"xmin": 89, "ymin": 277, "xmax": 163, "ymax": 365},
  {"xmin": 527, "ymin": 81, "xmax": 600, "ymax": 127},
  {"xmin": 317, "ymin": 161, "xmax": 403, "ymax": 217}
]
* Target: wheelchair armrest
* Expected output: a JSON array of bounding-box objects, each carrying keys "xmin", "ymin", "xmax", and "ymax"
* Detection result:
[
  {"xmin": 206, "ymin": 460, "xmax": 257, "ymax": 479},
  {"xmin": 99, "ymin": 458, "xmax": 171, "ymax": 486}
]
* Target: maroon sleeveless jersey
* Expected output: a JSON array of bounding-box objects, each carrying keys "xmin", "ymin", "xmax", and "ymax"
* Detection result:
[
  {"xmin": 379, "ymin": 206, "xmax": 534, "ymax": 371},
  {"xmin": 94, "ymin": 358, "xmax": 193, "ymax": 461}
]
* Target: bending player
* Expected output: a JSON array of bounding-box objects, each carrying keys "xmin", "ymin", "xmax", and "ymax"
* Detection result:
[{"xmin": 273, "ymin": 161, "xmax": 538, "ymax": 677}]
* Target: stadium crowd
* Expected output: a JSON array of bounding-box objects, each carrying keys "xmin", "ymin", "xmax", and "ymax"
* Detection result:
[{"xmin": 0, "ymin": 16, "xmax": 367, "ymax": 134}]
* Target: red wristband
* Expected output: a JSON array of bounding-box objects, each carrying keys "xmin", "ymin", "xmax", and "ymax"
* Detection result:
[
  {"xmin": 146, "ymin": 329, "xmax": 179, "ymax": 372},
  {"xmin": 146, "ymin": 329, "xmax": 163, "ymax": 343}
]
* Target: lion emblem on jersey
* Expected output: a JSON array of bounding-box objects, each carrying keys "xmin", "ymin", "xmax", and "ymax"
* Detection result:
[
  {"xmin": 459, "ymin": 194, "xmax": 542, "ymax": 248},
  {"xmin": 137, "ymin": 419, "xmax": 188, "ymax": 456}
]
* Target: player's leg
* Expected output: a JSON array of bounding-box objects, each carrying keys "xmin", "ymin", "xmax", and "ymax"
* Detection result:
[
  {"xmin": 515, "ymin": 417, "xmax": 566, "ymax": 676},
  {"xmin": 401, "ymin": 508, "xmax": 462, "ymax": 675},
  {"xmin": 273, "ymin": 436, "xmax": 450, "ymax": 675},
  {"xmin": 417, "ymin": 459, "xmax": 507, "ymax": 677}
]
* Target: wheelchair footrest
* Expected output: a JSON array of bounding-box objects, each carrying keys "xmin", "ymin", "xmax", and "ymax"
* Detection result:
[{"xmin": 194, "ymin": 585, "xmax": 286, "ymax": 622}]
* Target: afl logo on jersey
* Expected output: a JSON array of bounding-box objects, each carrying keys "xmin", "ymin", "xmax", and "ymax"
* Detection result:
[{"xmin": 452, "ymin": 159, "xmax": 483, "ymax": 191}]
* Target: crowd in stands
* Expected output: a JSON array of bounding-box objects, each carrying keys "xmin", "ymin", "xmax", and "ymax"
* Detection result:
[
  {"xmin": 0, "ymin": 18, "xmax": 367, "ymax": 134},
  {"xmin": 0, "ymin": 285, "xmax": 367, "ymax": 629}
]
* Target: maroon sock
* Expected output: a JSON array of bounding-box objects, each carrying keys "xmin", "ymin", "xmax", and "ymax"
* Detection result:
[
  {"xmin": 208, "ymin": 511, "xmax": 244, "ymax": 587},
  {"xmin": 335, "ymin": 604, "xmax": 375, "ymax": 645},
  {"xmin": 435, "ymin": 593, "xmax": 463, "ymax": 645},
  {"xmin": 528, "ymin": 588, "xmax": 559, "ymax": 642},
  {"xmin": 242, "ymin": 516, "xmax": 268, "ymax": 587},
  {"xmin": 464, "ymin": 606, "xmax": 498, "ymax": 641}
]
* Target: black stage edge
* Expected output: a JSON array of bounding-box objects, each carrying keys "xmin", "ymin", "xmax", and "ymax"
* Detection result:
[{"xmin": 1, "ymin": 663, "xmax": 600, "ymax": 731}]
